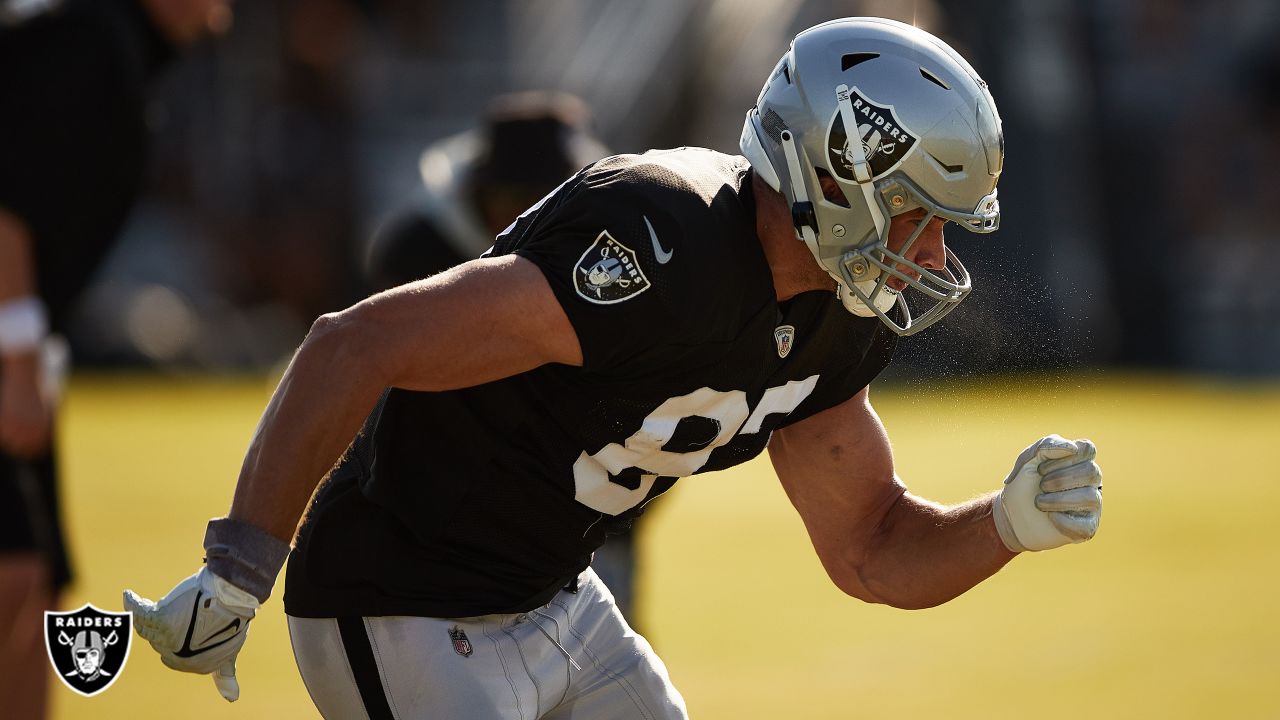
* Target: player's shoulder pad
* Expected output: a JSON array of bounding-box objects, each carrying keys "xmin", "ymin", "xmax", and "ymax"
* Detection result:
[{"xmin": 565, "ymin": 150, "xmax": 757, "ymax": 313}]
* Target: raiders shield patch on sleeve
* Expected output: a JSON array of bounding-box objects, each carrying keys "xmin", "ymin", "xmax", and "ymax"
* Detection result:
[{"xmin": 574, "ymin": 231, "xmax": 651, "ymax": 304}]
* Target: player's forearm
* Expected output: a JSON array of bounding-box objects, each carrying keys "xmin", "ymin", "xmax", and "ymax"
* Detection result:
[
  {"xmin": 853, "ymin": 490, "xmax": 1015, "ymax": 610},
  {"xmin": 0, "ymin": 211, "xmax": 44, "ymax": 363},
  {"xmin": 0, "ymin": 208, "xmax": 37, "ymax": 300},
  {"xmin": 228, "ymin": 310, "xmax": 388, "ymax": 543}
]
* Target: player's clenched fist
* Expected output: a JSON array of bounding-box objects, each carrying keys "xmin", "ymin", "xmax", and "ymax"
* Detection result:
[
  {"xmin": 123, "ymin": 568, "xmax": 258, "ymax": 702},
  {"xmin": 993, "ymin": 435, "xmax": 1103, "ymax": 552}
]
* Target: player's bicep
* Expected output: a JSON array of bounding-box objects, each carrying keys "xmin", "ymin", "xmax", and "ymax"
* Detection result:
[
  {"xmin": 343, "ymin": 254, "xmax": 582, "ymax": 392},
  {"xmin": 767, "ymin": 387, "xmax": 904, "ymax": 597}
]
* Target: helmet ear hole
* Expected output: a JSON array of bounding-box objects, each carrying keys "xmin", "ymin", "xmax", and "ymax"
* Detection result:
[{"xmin": 814, "ymin": 167, "xmax": 850, "ymax": 208}]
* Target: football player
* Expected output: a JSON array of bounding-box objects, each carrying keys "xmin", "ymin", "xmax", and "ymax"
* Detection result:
[{"xmin": 125, "ymin": 18, "xmax": 1102, "ymax": 718}]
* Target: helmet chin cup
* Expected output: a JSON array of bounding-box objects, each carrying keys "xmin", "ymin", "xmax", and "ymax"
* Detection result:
[
  {"xmin": 837, "ymin": 241, "xmax": 972, "ymax": 336},
  {"xmin": 837, "ymin": 250, "xmax": 895, "ymax": 317},
  {"xmin": 839, "ymin": 280, "xmax": 898, "ymax": 318}
]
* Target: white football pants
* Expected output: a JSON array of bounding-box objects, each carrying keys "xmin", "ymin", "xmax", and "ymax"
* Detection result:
[{"xmin": 287, "ymin": 568, "xmax": 689, "ymax": 719}]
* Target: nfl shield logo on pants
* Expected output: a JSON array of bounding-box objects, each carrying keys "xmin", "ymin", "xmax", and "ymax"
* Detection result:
[
  {"xmin": 44, "ymin": 604, "xmax": 132, "ymax": 697},
  {"xmin": 449, "ymin": 626, "xmax": 473, "ymax": 657}
]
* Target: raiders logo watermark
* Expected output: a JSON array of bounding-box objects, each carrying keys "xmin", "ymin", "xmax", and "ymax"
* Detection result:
[
  {"xmin": 573, "ymin": 231, "xmax": 650, "ymax": 304},
  {"xmin": 448, "ymin": 626, "xmax": 473, "ymax": 657},
  {"xmin": 774, "ymin": 325, "xmax": 795, "ymax": 358},
  {"xmin": 827, "ymin": 86, "xmax": 918, "ymax": 181},
  {"xmin": 44, "ymin": 604, "xmax": 132, "ymax": 697}
]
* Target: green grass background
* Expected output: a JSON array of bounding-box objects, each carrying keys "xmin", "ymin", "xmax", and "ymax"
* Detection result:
[{"xmin": 48, "ymin": 373, "xmax": 1280, "ymax": 719}]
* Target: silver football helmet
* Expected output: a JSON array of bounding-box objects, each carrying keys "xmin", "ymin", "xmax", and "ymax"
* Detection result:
[{"xmin": 740, "ymin": 17, "xmax": 1003, "ymax": 335}]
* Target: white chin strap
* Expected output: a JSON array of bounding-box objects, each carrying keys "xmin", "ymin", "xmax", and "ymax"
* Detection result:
[
  {"xmin": 835, "ymin": 85, "xmax": 886, "ymax": 239},
  {"xmin": 833, "ymin": 84, "xmax": 894, "ymax": 318},
  {"xmin": 780, "ymin": 127, "xmax": 895, "ymax": 320},
  {"xmin": 778, "ymin": 129, "xmax": 820, "ymax": 260},
  {"xmin": 775, "ymin": 115, "xmax": 901, "ymax": 321}
]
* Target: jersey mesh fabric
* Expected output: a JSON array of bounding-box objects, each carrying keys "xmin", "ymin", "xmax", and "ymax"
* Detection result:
[{"xmin": 284, "ymin": 149, "xmax": 896, "ymax": 618}]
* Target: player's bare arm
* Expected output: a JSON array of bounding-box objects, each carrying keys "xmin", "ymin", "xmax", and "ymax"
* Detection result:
[
  {"xmin": 125, "ymin": 254, "xmax": 582, "ymax": 702},
  {"xmin": 770, "ymin": 386, "xmax": 1015, "ymax": 609},
  {"xmin": 770, "ymin": 386, "xmax": 1102, "ymax": 609},
  {"xmin": 0, "ymin": 208, "xmax": 54, "ymax": 458},
  {"xmin": 230, "ymin": 253, "xmax": 582, "ymax": 542}
]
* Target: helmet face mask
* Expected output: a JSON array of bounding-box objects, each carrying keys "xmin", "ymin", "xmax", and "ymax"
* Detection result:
[{"xmin": 741, "ymin": 17, "xmax": 1004, "ymax": 336}]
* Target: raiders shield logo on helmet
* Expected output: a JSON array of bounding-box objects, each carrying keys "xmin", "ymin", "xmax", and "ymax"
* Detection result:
[
  {"xmin": 573, "ymin": 230, "xmax": 651, "ymax": 304},
  {"xmin": 45, "ymin": 604, "xmax": 132, "ymax": 697},
  {"xmin": 827, "ymin": 86, "xmax": 918, "ymax": 181}
]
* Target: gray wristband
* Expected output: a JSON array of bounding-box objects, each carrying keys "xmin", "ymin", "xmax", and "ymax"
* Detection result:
[{"xmin": 203, "ymin": 517, "xmax": 291, "ymax": 604}]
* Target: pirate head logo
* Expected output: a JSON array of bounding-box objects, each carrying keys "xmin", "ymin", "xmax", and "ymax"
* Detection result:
[
  {"xmin": 573, "ymin": 230, "xmax": 651, "ymax": 305},
  {"xmin": 45, "ymin": 604, "xmax": 131, "ymax": 697},
  {"xmin": 827, "ymin": 87, "xmax": 917, "ymax": 182}
]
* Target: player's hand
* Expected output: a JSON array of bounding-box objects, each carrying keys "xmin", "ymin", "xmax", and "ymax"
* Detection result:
[
  {"xmin": 123, "ymin": 568, "xmax": 259, "ymax": 702},
  {"xmin": 993, "ymin": 435, "xmax": 1102, "ymax": 552}
]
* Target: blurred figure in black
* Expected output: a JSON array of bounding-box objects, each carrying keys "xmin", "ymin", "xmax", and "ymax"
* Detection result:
[
  {"xmin": 365, "ymin": 93, "xmax": 651, "ymax": 622},
  {"xmin": 366, "ymin": 92, "xmax": 610, "ymax": 285},
  {"xmin": 0, "ymin": 0, "xmax": 229, "ymax": 715}
]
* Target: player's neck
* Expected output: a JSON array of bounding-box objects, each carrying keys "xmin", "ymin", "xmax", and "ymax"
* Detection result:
[{"xmin": 752, "ymin": 173, "xmax": 836, "ymax": 304}]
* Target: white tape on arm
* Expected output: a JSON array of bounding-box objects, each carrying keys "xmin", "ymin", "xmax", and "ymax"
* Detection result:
[{"xmin": 0, "ymin": 297, "xmax": 48, "ymax": 353}]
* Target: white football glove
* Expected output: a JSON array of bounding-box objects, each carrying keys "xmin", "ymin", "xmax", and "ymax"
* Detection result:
[
  {"xmin": 993, "ymin": 435, "xmax": 1103, "ymax": 552},
  {"xmin": 123, "ymin": 568, "xmax": 259, "ymax": 702}
]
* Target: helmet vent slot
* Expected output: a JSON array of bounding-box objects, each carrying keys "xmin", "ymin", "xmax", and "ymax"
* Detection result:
[
  {"xmin": 841, "ymin": 53, "xmax": 879, "ymax": 71},
  {"xmin": 772, "ymin": 61, "xmax": 792, "ymax": 85},
  {"xmin": 919, "ymin": 67, "xmax": 950, "ymax": 89},
  {"xmin": 926, "ymin": 151, "xmax": 964, "ymax": 174}
]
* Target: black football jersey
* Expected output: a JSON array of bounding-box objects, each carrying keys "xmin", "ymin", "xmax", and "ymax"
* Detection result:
[{"xmin": 284, "ymin": 148, "xmax": 896, "ymax": 618}]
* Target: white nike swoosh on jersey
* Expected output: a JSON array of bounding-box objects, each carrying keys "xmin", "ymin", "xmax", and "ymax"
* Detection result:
[{"xmin": 644, "ymin": 215, "xmax": 673, "ymax": 264}]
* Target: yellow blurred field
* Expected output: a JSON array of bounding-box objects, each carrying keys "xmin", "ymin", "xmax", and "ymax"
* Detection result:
[{"xmin": 49, "ymin": 373, "xmax": 1280, "ymax": 719}]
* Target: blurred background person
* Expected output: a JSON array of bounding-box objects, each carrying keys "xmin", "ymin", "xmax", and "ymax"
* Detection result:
[
  {"xmin": 364, "ymin": 91, "xmax": 609, "ymax": 287},
  {"xmin": 0, "ymin": 0, "xmax": 231, "ymax": 716}
]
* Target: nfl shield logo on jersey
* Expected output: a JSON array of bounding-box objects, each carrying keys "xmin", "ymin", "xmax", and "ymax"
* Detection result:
[
  {"xmin": 573, "ymin": 230, "xmax": 651, "ymax": 304},
  {"xmin": 44, "ymin": 604, "xmax": 132, "ymax": 697},
  {"xmin": 774, "ymin": 325, "xmax": 795, "ymax": 358},
  {"xmin": 449, "ymin": 626, "xmax": 474, "ymax": 657}
]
